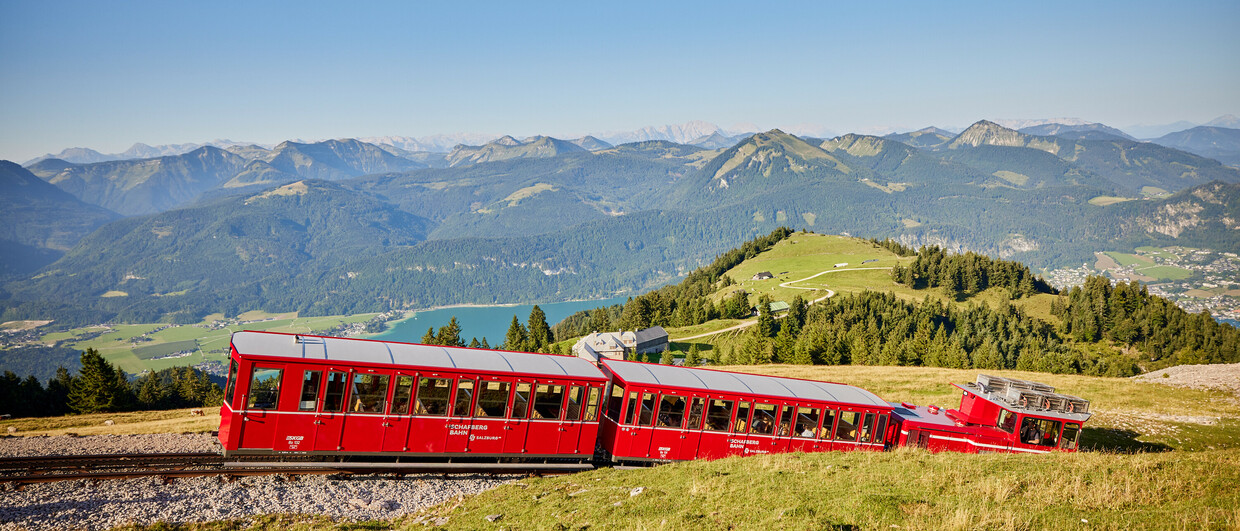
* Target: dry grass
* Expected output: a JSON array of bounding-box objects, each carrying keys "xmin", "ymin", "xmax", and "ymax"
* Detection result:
[{"xmin": 1, "ymin": 408, "xmax": 219, "ymax": 436}]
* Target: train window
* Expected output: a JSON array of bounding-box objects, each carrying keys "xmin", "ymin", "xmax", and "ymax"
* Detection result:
[
  {"xmin": 835, "ymin": 411, "xmax": 859, "ymax": 441},
  {"xmin": 820, "ymin": 409, "xmax": 838, "ymax": 440},
  {"xmin": 224, "ymin": 360, "xmax": 238, "ymax": 405},
  {"xmin": 1019, "ymin": 417, "xmax": 1062, "ymax": 447},
  {"xmin": 606, "ymin": 382, "xmax": 625, "ymax": 420},
  {"xmin": 794, "ymin": 407, "xmax": 821, "ymax": 438},
  {"xmin": 733, "ymin": 401, "xmax": 752, "ymax": 433},
  {"xmin": 749, "ymin": 403, "xmax": 777, "ymax": 435},
  {"xmin": 390, "ymin": 375, "xmax": 415, "ymax": 415},
  {"xmin": 704, "ymin": 399, "xmax": 733, "ymax": 431},
  {"xmin": 636, "ymin": 393, "xmax": 656, "ymax": 426},
  {"xmin": 452, "ymin": 379, "xmax": 476, "ymax": 417},
  {"xmin": 246, "ymin": 368, "xmax": 283, "ymax": 410},
  {"xmin": 685, "ymin": 397, "xmax": 706, "ymax": 430},
  {"xmin": 778, "ymin": 406, "xmax": 795, "ymax": 437},
  {"xmin": 533, "ymin": 384, "xmax": 565, "ymax": 420},
  {"xmin": 298, "ymin": 371, "xmax": 322, "ymax": 411},
  {"xmin": 351, "ymin": 373, "xmax": 390, "ymax": 414},
  {"xmin": 875, "ymin": 414, "xmax": 888, "ymax": 444},
  {"xmin": 1061, "ymin": 423, "xmax": 1081, "ymax": 450},
  {"xmin": 996, "ymin": 409, "xmax": 1017, "ymax": 433},
  {"xmin": 323, "ymin": 371, "xmax": 348, "ymax": 412},
  {"xmin": 859, "ymin": 412, "xmax": 876, "ymax": 442},
  {"xmin": 415, "ymin": 378, "xmax": 452, "ymax": 416},
  {"xmin": 625, "ymin": 391, "xmax": 640, "ymax": 425},
  {"xmin": 476, "ymin": 381, "xmax": 510, "ymax": 417},
  {"xmin": 565, "ymin": 386, "xmax": 584, "ymax": 421},
  {"xmin": 512, "ymin": 383, "xmax": 531, "ymax": 419},
  {"xmin": 657, "ymin": 395, "xmax": 687, "ymax": 428},
  {"xmin": 583, "ymin": 387, "xmax": 601, "ymax": 422}
]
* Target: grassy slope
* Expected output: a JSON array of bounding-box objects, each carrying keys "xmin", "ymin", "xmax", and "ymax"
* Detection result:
[{"xmin": 0, "ymin": 407, "xmax": 219, "ymax": 436}]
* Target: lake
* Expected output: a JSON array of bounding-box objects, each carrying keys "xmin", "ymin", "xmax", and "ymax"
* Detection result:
[{"xmin": 371, "ymin": 296, "xmax": 630, "ymax": 346}]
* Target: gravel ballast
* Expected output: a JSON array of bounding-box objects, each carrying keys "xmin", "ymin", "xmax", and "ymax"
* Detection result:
[{"xmin": 0, "ymin": 435, "xmax": 518, "ymax": 530}]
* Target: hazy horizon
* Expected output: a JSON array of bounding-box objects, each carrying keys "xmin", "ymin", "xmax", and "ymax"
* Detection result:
[{"xmin": 3, "ymin": 0, "xmax": 1238, "ymax": 161}]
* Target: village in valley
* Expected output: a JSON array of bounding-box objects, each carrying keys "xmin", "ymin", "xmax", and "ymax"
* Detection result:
[{"xmin": 1044, "ymin": 246, "xmax": 1240, "ymax": 324}]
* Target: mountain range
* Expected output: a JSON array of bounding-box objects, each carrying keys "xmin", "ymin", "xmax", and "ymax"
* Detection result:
[{"xmin": 4, "ymin": 118, "xmax": 1240, "ymax": 325}]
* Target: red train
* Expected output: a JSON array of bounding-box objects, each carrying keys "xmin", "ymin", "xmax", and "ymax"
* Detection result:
[{"xmin": 218, "ymin": 331, "xmax": 1091, "ymax": 463}]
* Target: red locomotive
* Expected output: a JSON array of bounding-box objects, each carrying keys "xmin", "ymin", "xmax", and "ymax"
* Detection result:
[{"xmin": 218, "ymin": 331, "xmax": 1091, "ymax": 463}]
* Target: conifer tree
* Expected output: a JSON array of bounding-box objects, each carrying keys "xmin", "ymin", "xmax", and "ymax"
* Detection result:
[
  {"xmin": 468, "ymin": 337, "xmax": 481, "ymax": 348},
  {"xmin": 659, "ymin": 350, "xmax": 673, "ymax": 364},
  {"xmin": 420, "ymin": 327, "xmax": 437, "ymax": 345},
  {"xmin": 435, "ymin": 317, "xmax": 465, "ymax": 347},
  {"xmin": 68, "ymin": 349, "xmax": 133, "ymax": 413},
  {"xmin": 685, "ymin": 343, "xmax": 701, "ymax": 366},
  {"xmin": 527, "ymin": 306, "xmax": 552, "ymax": 352},
  {"xmin": 503, "ymin": 316, "xmax": 529, "ymax": 351}
]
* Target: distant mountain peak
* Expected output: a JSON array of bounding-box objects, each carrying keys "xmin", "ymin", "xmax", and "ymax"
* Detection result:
[
  {"xmin": 949, "ymin": 120, "xmax": 1027, "ymax": 148},
  {"xmin": 1205, "ymin": 114, "xmax": 1240, "ymax": 129},
  {"xmin": 494, "ymin": 135, "xmax": 521, "ymax": 146}
]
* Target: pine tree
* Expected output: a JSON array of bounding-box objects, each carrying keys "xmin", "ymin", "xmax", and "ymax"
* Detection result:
[
  {"xmin": 420, "ymin": 327, "xmax": 437, "ymax": 345},
  {"xmin": 479, "ymin": 337, "xmax": 491, "ymax": 349},
  {"xmin": 45, "ymin": 366, "xmax": 74, "ymax": 416},
  {"xmin": 659, "ymin": 350, "xmax": 673, "ymax": 364},
  {"xmin": 527, "ymin": 306, "xmax": 552, "ymax": 352},
  {"xmin": 468, "ymin": 337, "xmax": 481, "ymax": 348},
  {"xmin": 68, "ymin": 349, "xmax": 133, "ymax": 413},
  {"xmin": 685, "ymin": 344, "xmax": 701, "ymax": 366},
  {"xmin": 755, "ymin": 294, "xmax": 776, "ymax": 338},
  {"xmin": 137, "ymin": 372, "xmax": 165, "ymax": 409},
  {"xmin": 503, "ymin": 316, "xmax": 529, "ymax": 351},
  {"xmin": 435, "ymin": 317, "xmax": 465, "ymax": 347}
]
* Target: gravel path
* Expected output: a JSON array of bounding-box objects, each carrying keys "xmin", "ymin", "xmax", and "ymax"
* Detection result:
[
  {"xmin": 0, "ymin": 434, "xmax": 518, "ymax": 530},
  {"xmin": 1133, "ymin": 363, "xmax": 1240, "ymax": 397},
  {"xmin": 0, "ymin": 433, "xmax": 221, "ymax": 457}
]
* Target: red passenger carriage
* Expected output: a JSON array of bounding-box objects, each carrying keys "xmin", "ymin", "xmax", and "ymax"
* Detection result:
[
  {"xmin": 890, "ymin": 374, "xmax": 1091, "ymax": 454},
  {"xmin": 218, "ymin": 331, "xmax": 608, "ymax": 461},
  {"xmin": 597, "ymin": 359, "xmax": 894, "ymax": 463}
]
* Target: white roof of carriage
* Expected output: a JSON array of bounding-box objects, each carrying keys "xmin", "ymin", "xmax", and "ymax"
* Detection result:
[
  {"xmin": 231, "ymin": 331, "xmax": 606, "ymax": 380},
  {"xmin": 602, "ymin": 359, "xmax": 890, "ymax": 408}
]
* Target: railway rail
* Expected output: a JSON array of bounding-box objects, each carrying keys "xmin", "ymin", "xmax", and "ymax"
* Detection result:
[{"xmin": 0, "ymin": 452, "xmax": 591, "ymax": 484}]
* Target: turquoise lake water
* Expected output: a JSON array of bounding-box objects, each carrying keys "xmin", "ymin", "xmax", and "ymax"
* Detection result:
[{"xmin": 371, "ymin": 296, "xmax": 630, "ymax": 346}]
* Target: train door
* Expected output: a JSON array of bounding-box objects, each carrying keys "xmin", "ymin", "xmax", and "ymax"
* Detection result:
[
  {"xmin": 237, "ymin": 365, "xmax": 285, "ymax": 450},
  {"xmin": 647, "ymin": 392, "xmax": 688, "ymax": 460},
  {"xmin": 381, "ymin": 373, "xmax": 416, "ymax": 452},
  {"xmin": 676, "ymin": 396, "xmax": 706, "ymax": 460},
  {"xmin": 525, "ymin": 382, "xmax": 567, "ymax": 455},
  {"xmin": 576, "ymin": 385, "xmax": 605, "ymax": 454},
  {"xmin": 624, "ymin": 390, "xmax": 657, "ymax": 459},
  {"xmin": 407, "ymin": 375, "xmax": 453, "ymax": 453},
  {"xmin": 274, "ymin": 368, "xmax": 321, "ymax": 452},
  {"xmin": 770, "ymin": 403, "xmax": 796, "ymax": 454},
  {"xmin": 557, "ymin": 385, "xmax": 587, "ymax": 455},
  {"xmin": 788, "ymin": 406, "xmax": 823, "ymax": 453},
  {"xmin": 312, "ymin": 370, "xmax": 350, "ymax": 452},
  {"xmin": 341, "ymin": 370, "xmax": 392, "ymax": 453},
  {"xmin": 731, "ymin": 401, "xmax": 755, "ymax": 457},
  {"xmin": 502, "ymin": 380, "xmax": 533, "ymax": 454},
  {"xmin": 466, "ymin": 378, "xmax": 511, "ymax": 456},
  {"xmin": 695, "ymin": 397, "xmax": 735, "ymax": 460},
  {"xmin": 445, "ymin": 377, "xmax": 477, "ymax": 453},
  {"xmin": 746, "ymin": 402, "xmax": 778, "ymax": 456}
]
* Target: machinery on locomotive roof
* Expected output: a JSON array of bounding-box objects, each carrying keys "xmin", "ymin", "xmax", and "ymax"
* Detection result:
[{"xmin": 218, "ymin": 331, "xmax": 1092, "ymax": 465}]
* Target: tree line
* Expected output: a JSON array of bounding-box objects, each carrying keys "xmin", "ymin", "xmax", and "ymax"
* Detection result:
[
  {"xmin": 891, "ymin": 246, "xmax": 1057, "ymax": 300},
  {"xmin": 0, "ymin": 349, "xmax": 222, "ymax": 418}
]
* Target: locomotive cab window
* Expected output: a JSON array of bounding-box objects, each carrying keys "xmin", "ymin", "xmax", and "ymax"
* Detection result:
[
  {"xmin": 749, "ymin": 403, "xmax": 777, "ymax": 435},
  {"xmin": 875, "ymin": 414, "xmax": 888, "ymax": 444},
  {"xmin": 351, "ymin": 373, "xmax": 390, "ymax": 414},
  {"xmin": 1061, "ymin": 422, "xmax": 1081, "ymax": 450},
  {"xmin": 657, "ymin": 395, "xmax": 687, "ymax": 428},
  {"xmin": 323, "ymin": 371, "xmax": 348, "ymax": 412},
  {"xmin": 476, "ymin": 381, "xmax": 511, "ymax": 417},
  {"xmin": 533, "ymin": 384, "xmax": 565, "ymax": 420},
  {"xmin": 390, "ymin": 375, "xmax": 415, "ymax": 415},
  {"xmin": 452, "ymin": 379, "xmax": 476, "ymax": 417},
  {"xmin": 794, "ymin": 407, "xmax": 821, "ymax": 438},
  {"xmin": 298, "ymin": 370, "xmax": 322, "ymax": 411},
  {"xmin": 246, "ymin": 368, "xmax": 283, "ymax": 410},
  {"xmin": 704, "ymin": 399, "xmax": 734, "ymax": 431},
  {"xmin": 224, "ymin": 360, "xmax": 238, "ymax": 406},
  {"xmin": 997, "ymin": 409, "xmax": 1017, "ymax": 434},
  {"xmin": 835, "ymin": 411, "xmax": 859, "ymax": 441},
  {"xmin": 416, "ymin": 378, "xmax": 452, "ymax": 416},
  {"xmin": 1019, "ymin": 416, "xmax": 1062, "ymax": 447}
]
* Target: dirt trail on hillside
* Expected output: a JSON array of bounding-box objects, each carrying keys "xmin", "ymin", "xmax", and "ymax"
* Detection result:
[{"xmin": 1133, "ymin": 363, "xmax": 1240, "ymax": 397}]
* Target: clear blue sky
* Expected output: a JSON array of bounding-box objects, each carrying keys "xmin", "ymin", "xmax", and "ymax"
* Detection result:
[{"xmin": 2, "ymin": 0, "xmax": 1237, "ymax": 161}]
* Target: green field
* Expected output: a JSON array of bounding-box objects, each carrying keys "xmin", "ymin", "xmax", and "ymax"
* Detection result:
[
  {"xmin": 1087, "ymin": 195, "xmax": 1135, "ymax": 206},
  {"xmin": 38, "ymin": 312, "xmax": 379, "ymax": 374},
  {"xmin": 1103, "ymin": 251, "xmax": 1154, "ymax": 268}
]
